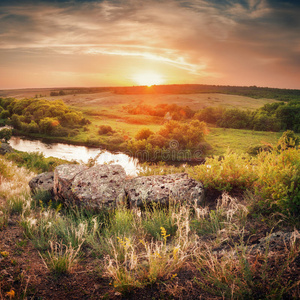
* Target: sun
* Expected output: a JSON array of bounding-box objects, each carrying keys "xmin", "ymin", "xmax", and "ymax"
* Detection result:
[{"xmin": 132, "ymin": 71, "xmax": 165, "ymax": 87}]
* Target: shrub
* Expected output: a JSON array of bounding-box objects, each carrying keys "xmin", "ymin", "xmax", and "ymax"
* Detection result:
[
  {"xmin": 217, "ymin": 109, "xmax": 252, "ymax": 129},
  {"xmin": 0, "ymin": 128, "xmax": 12, "ymax": 142},
  {"xmin": 255, "ymin": 148, "xmax": 300, "ymax": 214},
  {"xmin": 277, "ymin": 130, "xmax": 299, "ymax": 150},
  {"xmin": 188, "ymin": 151, "xmax": 257, "ymax": 191},
  {"xmin": 98, "ymin": 125, "xmax": 114, "ymax": 135},
  {"xmin": 194, "ymin": 106, "xmax": 225, "ymax": 124},
  {"xmin": 135, "ymin": 128, "xmax": 154, "ymax": 140},
  {"xmin": 247, "ymin": 144, "xmax": 273, "ymax": 155},
  {"xmin": 0, "ymin": 110, "xmax": 10, "ymax": 119}
]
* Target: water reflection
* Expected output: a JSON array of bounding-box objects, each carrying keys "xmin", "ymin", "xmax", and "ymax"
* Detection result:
[{"xmin": 9, "ymin": 136, "xmax": 140, "ymax": 176}]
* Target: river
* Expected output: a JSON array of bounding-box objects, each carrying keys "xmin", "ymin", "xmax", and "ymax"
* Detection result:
[{"xmin": 9, "ymin": 136, "xmax": 141, "ymax": 176}]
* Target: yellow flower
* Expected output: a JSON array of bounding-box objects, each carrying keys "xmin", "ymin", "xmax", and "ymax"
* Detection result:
[
  {"xmin": 0, "ymin": 251, "xmax": 9, "ymax": 257},
  {"xmin": 160, "ymin": 227, "xmax": 170, "ymax": 243},
  {"xmin": 139, "ymin": 239, "xmax": 146, "ymax": 246},
  {"xmin": 6, "ymin": 289, "xmax": 15, "ymax": 299},
  {"xmin": 173, "ymin": 247, "xmax": 179, "ymax": 260},
  {"xmin": 154, "ymin": 252, "xmax": 162, "ymax": 258}
]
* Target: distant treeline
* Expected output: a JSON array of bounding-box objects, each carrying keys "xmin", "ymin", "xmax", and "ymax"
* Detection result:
[
  {"xmin": 196, "ymin": 101, "xmax": 300, "ymax": 132},
  {"xmin": 124, "ymin": 103, "xmax": 195, "ymax": 120},
  {"xmin": 0, "ymin": 98, "xmax": 90, "ymax": 136},
  {"xmin": 125, "ymin": 101, "xmax": 300, "ymax": 133},
  {"xmin": 113, "ymin": 84, "xmax": 300, "ymax": 102},
  {"xmin": 47, "ymin": 84, "xmax": 300, "ymax": 102}
]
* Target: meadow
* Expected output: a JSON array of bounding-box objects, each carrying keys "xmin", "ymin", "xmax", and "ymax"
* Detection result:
[
  {"xmin": 0, "ymin": 85, "xmax": 292, "ymax": 155},
  {"xmin": 0, "ymin": 85, "xmax": 300, "ymax": 299}
]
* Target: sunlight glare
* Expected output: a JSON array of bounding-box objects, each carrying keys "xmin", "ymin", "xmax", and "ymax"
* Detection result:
[{"xmin": 132, "ymin": 72, "xmax": 165, "ymax": 86}]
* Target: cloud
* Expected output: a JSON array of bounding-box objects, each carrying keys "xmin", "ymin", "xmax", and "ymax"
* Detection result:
[{"xmin": 0, "ymin": 0, "xmax": 299, "ymax": 88}]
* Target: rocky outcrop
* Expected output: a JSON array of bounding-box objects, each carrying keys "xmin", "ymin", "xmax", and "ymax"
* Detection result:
[
  {"xmin": 70, "ymin": 165, "xmax": 127, "ymax": 209},
  {"xmin": 29, "ymin": 172, "xmax": 54, "ymax": 194},
  {"xmin": 251, "ymin": 231, "xmax": 300, "ymax": 253},
  {"xmin": 29, "ymin": 164, "xmax": 205, "ymax": 210},
  {"xmin": 54, "ymin": 164, "xmax": 88, "ymax": 201},
  {"xmin": 0, "ymin": 143, "xmax": 14, "ymax": 155},
  {"xmin": 125, "ymin": 173, "xmax": 204, "ymax": 207}
]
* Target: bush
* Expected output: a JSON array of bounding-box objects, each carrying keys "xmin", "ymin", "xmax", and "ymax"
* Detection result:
[
  {"xmin": 255, "ymin": 148, "xmax": 300, "ymax": 214},
  {"xmin": 0, "ymin": 128, "xmax": 12, "ymax": 142},
  {"xmin": 277, "ymin": 130, "xmax": 299, "ymax": 150},
  {"xmin": 247, "ymin": 144, "xmax": 273, "ymax": 155},
  {"xmin": 217, "ymin": 109, "xmax": 252, "ymax": 129},
  {"xmin": 135, "ymin": 128, "xmax": 154, "ymax": 140},
  {"xmin": 189, "ymin": 147, "xmax": 300, "ymax": 216},
  {"xmin": 194, "ymin": 106, "xmax": 225, "ymax": 124},
  {"xmin": 0, "ymin": 110, "xmax": 10, "ymax": 119},
  {"xmin": 108, "ymin": 135, "xmax": 125, "ymax": 145},
  {"xmin": 98, "ymin": 125, "xmax": 114, "ymax": 135},
  {"xmin": 188, "ymin": 151, "xmax": 257, "ymax": 191}
]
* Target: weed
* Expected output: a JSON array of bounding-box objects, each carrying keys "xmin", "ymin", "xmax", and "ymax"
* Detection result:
[{"xmin": 43, "ymin": 240, "xmax": 82, "ymax": 275}]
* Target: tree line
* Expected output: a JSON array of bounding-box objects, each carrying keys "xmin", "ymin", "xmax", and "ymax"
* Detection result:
[{"xmin": 0, "ymin": 98, "xmax": 90, "ymax": 136}]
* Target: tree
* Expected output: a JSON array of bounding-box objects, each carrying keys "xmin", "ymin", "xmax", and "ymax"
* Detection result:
[
  {"xmin": 0, "ymin": 128, "xmax": 12, "ymax": 143},
  {"xmin": 135, "ymin": 128, "xmax": 154, "ymax": 140}
]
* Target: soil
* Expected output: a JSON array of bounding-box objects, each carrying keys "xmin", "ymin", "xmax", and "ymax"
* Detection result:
[
  {"xmin": 0, "ymin": 207, "xmax": 214, "ymax": 299},
  {"xmin": 1, "ymin": 192, "xmax": 300, "ymax": 299}
]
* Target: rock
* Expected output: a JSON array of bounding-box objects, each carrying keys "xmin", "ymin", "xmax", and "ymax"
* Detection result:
[
  {"xmin": 251, "ymin": 231, "xmax": 300, "ymax": 253},
  {"xmin": 125, "ymin": 173, "xmax": 204, "ymax": 207},
  {"xmin": 70, "ymin": 164, "xmax": 127, "ymax": 209},
  {"xmin": 54, "ymin": 164, "xmax": 88, "ymax": 200},
  {"xmin": 0, "ymin": 142, "xmax": 14, "ymax": 155},
  {"xmin": 29, "ymin": 172, "xmax": 54, "ymax": 194}
]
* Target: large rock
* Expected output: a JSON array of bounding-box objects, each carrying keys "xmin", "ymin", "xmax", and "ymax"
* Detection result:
[
  {"xmin": 70, "ymin": 164, "xmax": 127, "ymax": 209},
  {"xmin": 29, "ymin": 172, "xmax": 54, "ymax": 194},
  {"xmin": 0, "ymin": 143, "xmax": 14, "ymax": 155},
  {"xmin": 125, "ymin": 173, "xmax": 204, "ymax": 207},
  {"xmin": 54, "ymin": 164, "xmax": 88, "ymax": 200}
]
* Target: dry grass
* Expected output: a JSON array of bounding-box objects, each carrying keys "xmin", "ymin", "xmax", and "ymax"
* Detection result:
[
  {"xmin": 1, "ymin": 156, "xmax": 299, "ymax": 298},
  {"xmin": 0, "ymin": 157, "xmax": 35, "ymax": 199}
]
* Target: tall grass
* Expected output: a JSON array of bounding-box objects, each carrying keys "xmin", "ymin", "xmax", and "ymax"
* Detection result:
[
  {"xmin": 5, "ymin": 151, "xmax": 72, "ymax": 173},
  {"xmin": 1, "ymin": 154, "xmax": 299, "ymax": 298},
  {"xmin": 188, "ymin": 147, "xmax": 300, "ymax": 216}
]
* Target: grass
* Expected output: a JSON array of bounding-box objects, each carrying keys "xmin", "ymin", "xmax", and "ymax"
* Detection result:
[
  {"xmin": 43, "ymin": 241, "xmax": 82, "ymax": 275},
  {"xmin": 5, "ymin": 151, "xmax": 73, "ymax": 173},
  {"xmin": 0, "ymin": 151, "xmax": 300, "ymax": 298},
  {"xmin": 206, "ymin": 127, "xmax": 288, "ymax": 156},
  {"xmin": 2, "ymin": 89, "xmax": 283, "ymax": 156}
]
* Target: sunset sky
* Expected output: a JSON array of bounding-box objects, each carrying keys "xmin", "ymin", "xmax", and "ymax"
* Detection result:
[{"xmin": 0, "ymin": 0, "xmax": 300, "ymax": 89}]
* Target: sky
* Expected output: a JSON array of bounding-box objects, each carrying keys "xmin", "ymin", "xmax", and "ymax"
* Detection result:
[{"xmin": 0, "ymin": 0, "xmax": 300, "ymax": 89}]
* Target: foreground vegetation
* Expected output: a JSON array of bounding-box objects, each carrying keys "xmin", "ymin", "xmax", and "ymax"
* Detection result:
[{"xmin": 1, "ymin": 137, "xmax": 300, "ymax": 298}]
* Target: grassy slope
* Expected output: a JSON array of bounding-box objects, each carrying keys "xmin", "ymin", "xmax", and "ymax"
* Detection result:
[
  {"xmin": 206, "ymin": 127, "xmax": 284, "ymax": 155},
  {"xmin": 2, "ymin": 87, "xmax": 297, "ymax": 155},
  {"xmin": 67, "ymin": 92, "xmax": 283, "ymax": 154}
]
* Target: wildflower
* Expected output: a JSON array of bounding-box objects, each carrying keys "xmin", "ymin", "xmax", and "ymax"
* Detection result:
[
  {"xmin": 160, "ymin": 227, "xmax": 170, "ymax": 244},
  {"xmin": 0, "ymin": 251, "xmax": 9, "ymax": 257},
  {"xmin": 173, "ymin": 247, "xmax": 179, "ymax": 260},
  {"xmin": 139, "ymin": 239, "xmax": 146, "ymax": 246},
  {"xmin": 6, "ymin": 289, "xmax": 15, "ymax": 299}
]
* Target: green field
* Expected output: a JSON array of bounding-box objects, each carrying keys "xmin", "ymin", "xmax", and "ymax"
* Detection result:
[
  {"xmin": 206, "ymin": 127, "xmax": 284, "ymax": 155},
  {"xmin": 1, "ymin": 86, "xmax": 298, "ymax": 156}
]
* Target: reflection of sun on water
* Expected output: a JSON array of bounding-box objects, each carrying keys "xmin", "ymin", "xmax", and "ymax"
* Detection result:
[{"xmin": 132, "ymin": 72, "xmax": 165, "ymax": 86}]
